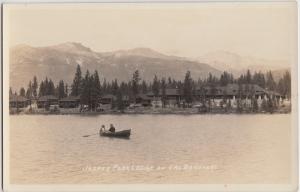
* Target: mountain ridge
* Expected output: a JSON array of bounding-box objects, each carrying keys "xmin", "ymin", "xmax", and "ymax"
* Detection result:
[{"xmin": 10, "ymin": 42, "xmax": 222, "ymax": 90}]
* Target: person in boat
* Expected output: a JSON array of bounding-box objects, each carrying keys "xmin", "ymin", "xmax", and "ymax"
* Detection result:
[
  {"xmin": 109, "ymin": 124, "xmax": 116, "ymax": 133},
  {"xmin": 100, "ymin": 125, "xmax": 105, "ymax": 133}
]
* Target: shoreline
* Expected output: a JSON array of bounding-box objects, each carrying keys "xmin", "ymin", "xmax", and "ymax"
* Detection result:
[{"xmin": 10, "ymin": 107, "xmax": 291, "ymax": 115}]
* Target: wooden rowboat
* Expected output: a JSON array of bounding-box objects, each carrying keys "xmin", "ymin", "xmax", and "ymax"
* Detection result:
[{"xmin": 99, "ymin": 129, "xmax": 131, "ymax": 138}]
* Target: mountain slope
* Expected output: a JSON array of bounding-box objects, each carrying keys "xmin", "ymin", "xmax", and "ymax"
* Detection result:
[
  {"xmin": 196, "ymin": 50, "xmax": 290, "ymax": 77},
  {"xmin": 10, "ymin": 42, "xmax": 221, "ymax": 90}
]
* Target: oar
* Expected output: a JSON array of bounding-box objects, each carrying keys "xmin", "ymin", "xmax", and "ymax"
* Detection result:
[{"xmin": 82, "ymin": 133, "xmax": 99, "ymax": 137}]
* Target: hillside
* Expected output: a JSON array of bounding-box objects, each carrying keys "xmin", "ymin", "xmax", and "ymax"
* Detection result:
[{"xmin": 9, "ymin": 42, "xmax": 221, "ymax": 89}]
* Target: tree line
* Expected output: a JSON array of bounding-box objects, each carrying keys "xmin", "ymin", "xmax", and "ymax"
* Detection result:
[{"xmin": 10, "ymin": 65, "xmax": 291, "ymax": 109}]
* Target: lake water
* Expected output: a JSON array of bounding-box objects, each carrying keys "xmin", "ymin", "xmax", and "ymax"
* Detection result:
[{"xmin": 9, "ymin": 114, "xmax": 291, "ymax": 184}]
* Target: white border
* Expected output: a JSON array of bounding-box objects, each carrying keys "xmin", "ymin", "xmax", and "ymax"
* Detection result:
[{"xmin": 1, "ymin": 2, "xmax": 299, "ymax": 192}]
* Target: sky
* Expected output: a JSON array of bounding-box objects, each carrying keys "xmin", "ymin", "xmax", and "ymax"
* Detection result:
[{"xmin": 4, "ymin": 2, "xmax": 297, "ymax": 62}]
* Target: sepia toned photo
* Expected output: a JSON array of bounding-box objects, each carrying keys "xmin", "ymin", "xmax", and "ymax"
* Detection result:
[{"xmin": 2, "ymin": 2, "xmax": 298, "ymax": 192}]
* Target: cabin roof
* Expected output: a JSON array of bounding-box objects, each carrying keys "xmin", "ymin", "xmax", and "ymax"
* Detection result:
[
  {"xmin": 136, "ymin": 94, "xmax": 152, "ymax": 100},
  {"xmin": 9, "ymin": 94, "xmax": 29, "ymax": 102},
  {"xmin": 38, "ymin": 95, "xmax": 58, "ymax": 101},
  {"xmin": 101, "ymin": 94, "xmax": 116, "ymax": 100},
  {"xmin": 59, "ymin": 95, "xmax": 80, "ymax": 102},
  {"xmin": 147, "ymin": 88, "xmax": 180, "ymax": 96},
  {"xmin": 198, "ymin": 83, "xmax": 269, "ymax": 96}
]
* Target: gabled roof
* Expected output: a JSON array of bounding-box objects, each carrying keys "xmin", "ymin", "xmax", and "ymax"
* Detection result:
[
  {"xmin": 197, "ymin": 83, "xmax": 268, "ymax": 96},
  {"xmin": 38, "ymin": 95, "xmax": 58, "ymax": 101},
  {"xmin": 59, "ymin": 95, "xmax": 80, "ymax": 102},
  {"xmin": 101, "ymin": 94, "xmax": 116, "ymax": 100},
  {"xmin": 9, "ymin": 94, "xmax": 29, "ymax": 102},
  {"xmin": 147, "ymin": 88, "xmax": 180, "ymax": 96},
  {"xmin": 267, "ymin": 90, "xmax": 282, "ymax": 96},
  {"xmin": 136, "ymin": 94, "xmax": 152, "ymax": 100}
]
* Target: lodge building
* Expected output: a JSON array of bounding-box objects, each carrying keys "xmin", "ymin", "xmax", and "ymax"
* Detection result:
[
  {"xmin": 37, "ymin": 95, "xmax": 59, "ymax": 108},
  {"xmin": 9, "ymin": 94, "xmax": 30, "ymax": 108},
  {"xmin": 59, "ymin": 96, "xmax": 80, "ymax": 108},
  {"xmin": 53, "ymin": 83, "xmax": 284, "ymax": 109}
]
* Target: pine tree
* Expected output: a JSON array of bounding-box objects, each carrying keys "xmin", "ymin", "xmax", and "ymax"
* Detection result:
[
  {"xmin": 266, "ymin": 71, "xmax": 276, "ymax": 91},
  {"xmin": 65, "ymin": 84, "xmax": 69, "ymax": 97},
  {"xmin": 32, "ymin": 76, "xmax": 38, "ymax": 98},
  {"xmin": 58, "ymin": 80, "xmax": 66, "ymax": 99},
  {"xmin": 19, "ymin": 87, "xmax": 26, "ymax": 97},
  {"xmin": 183, "ymin": 71, "xmax": 193, "ymax": 104},
  {"xmin": 102, "ymin": 78, "xmax": 107, "ymax": 95},
  {"xmin": 152, "ymin": 75, "xmax": 160, "ymax": 98},
  {"xmin": 220, "ymin": 71, "xmax": 232, "ymax": 86},
  {"xmin": 93, "ymin": 70, "xmax": 101, "ymax": 96},
  {"xmin": 39, "ymin": 81, "xmax": 45, "ymax": 97},
  {"xmin": 80, "ymin": 70, "xmax": 91, "ymax": 109},
  {"xmin": 26, "ymin": 81, "xmax": 32, "ymax": 99},
  {"xmin": 111, "ymin": 79, "xmax": 119, "ymax": 96},
  {"xmin": 161, "ymin": 78, "xmax": 167, "ymax": 108},
  {"xmin": 44, "ymin": 77, "xmax": 49, "ymax": 95},
  {"xmin": 71, "ymin": 65, "xmax": 82, "ymax": 96},
  {"xmin": 48, "ymin": 79, "xmax": 55, "ymax": 95},
  {"xmin": 141, "ymin": 80, "xmax": 148, "ymax": 94},
  {"xmin": 9, "ymin": 87, "xmax": 13, "ymax": 97},
  {"xmin": 132, "ymin": 70, "xmax": 140, "ymax": 102},
  {"xmin": 246, "ymin": 69, "xmax": 252, "ymax": 84},
  {"xmin": 90, "ymin": 74, "xmax": 98, "ymax": 110},
  {"xmin": 253, "ymin": 72, "xmax": 265, "ymax": 88},
  {"xmin": 283, "ymin": 71, "xmax": 291, "ymax": 99},
  {"xmin": 168, "ymin": 77, "xmax": 172, "ymax": 87}
]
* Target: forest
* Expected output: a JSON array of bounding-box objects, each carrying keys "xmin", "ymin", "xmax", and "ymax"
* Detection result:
[{"xmin": 10, "ymin": 64, "xmax": 291, "ymax": 110}]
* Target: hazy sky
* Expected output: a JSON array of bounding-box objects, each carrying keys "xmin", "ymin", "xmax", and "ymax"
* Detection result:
[{"xmin": 5, "ymin": 2, "xmax": 297, "ymax": 61}]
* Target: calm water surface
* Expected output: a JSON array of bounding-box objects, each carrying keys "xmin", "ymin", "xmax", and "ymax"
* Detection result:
[{"xmin": 10, "ymin": 114, "xmax": 291, "ymax": 184}]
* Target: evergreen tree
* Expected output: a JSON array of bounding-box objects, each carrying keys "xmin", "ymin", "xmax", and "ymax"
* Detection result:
[
  {"xmin": 220, "ymin": 71, "xmax": 232, "ymax": 86},
  {"xmin": 183, "ymin": 71, "xmax": 193, "ymax": 104},
  {"xmin": 152, "ymin": 75, "xmax": 160, "ymax": 98},
  {"xmin": 161, "ymin": 78, "xmax": 167, "ymax": 108},
  {"xmin": 80, "ymin": 70, "xmax": 91, "ymax": 109},
  {"xmin": 132, "ymin": 70, "xmax": 141, "ymax": 101},
  {"xmin": 141, "ymin": 80, "xmax": 148, "ymax": 94},
  {"xmin": 245, "ymin": 69, "xmax": 252, "ymax": 84},
  {"xmin": 32, "ymin": 76, "xmax": 38, "ymax": 98},
  {"xmin": 65, "ymin": 84, "xmax": 69, "ymax": 96},
  {"xmin": 253, "ymin": 72, "xmax": 266, "ymax": 88},
  {"xmin": 102, "ymin": 78, "xmax": 107, "ymax": 95},
  {"xmin": 90, "ymin": 74, "xmax": 98, "ymax": 110},
  {"xmin": 266, "ymin": 71, "xmax": 276, "ymax": 91},
  {"xmin": 111, "ymin": 79, "xmax": 119, "ymax": 96},
  {"xmin": 116, "ymin": 90, "xmax": 125, "ymax": 112},
  {"xmin": 9, "ymin": 87, "xmax": 13, "ymax": 97},
  {"xmin": 19, "ymin": 87, "xmax": 26, "ymax": 97},
  {"xmin": 278, "ymin": 71, "xmax": 291, "ymax": 98},
  {"xmin": 168, "ymin": 77, "xmax": 172, "ymax": 87},
  {"xmin": 44, "ymin": 77, "xmax": 49, "ymax": 95},
  {"xmin": 47, "ymin": 79, "xmax": 55, "ymax": 95},
  {"xmin": 71, "ymin": 65, "xmax": 82, "ymax": 96},
  {"xmin": 26, "ymin": 81, "xmax": 32, "ymax": 99},
  {"xmin": 93, "ymin": 70, "xmax": 101, "ymax": 96},
  {"xmin": 58, "ymin": 80, "xmax": 66, "ymax": 99}
]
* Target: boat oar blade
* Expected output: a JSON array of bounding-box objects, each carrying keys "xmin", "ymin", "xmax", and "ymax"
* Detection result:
[{"xmin": 82, "ymin": 133, "xmax": 99, "ymax": 137}]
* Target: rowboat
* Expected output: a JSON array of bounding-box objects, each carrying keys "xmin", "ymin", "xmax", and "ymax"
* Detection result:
[{"xmin": 99, "ymin": 129, "xmax": 131, "ymax": 138}]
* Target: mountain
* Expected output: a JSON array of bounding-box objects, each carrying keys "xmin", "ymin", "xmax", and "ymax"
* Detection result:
[
  {"xmin": 10, "ymin": 42, "xmax": 221, "ymax": 90},
  {"xmin": 196, "ymin": 50, "xmax": 290, "ymax": 78}
]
